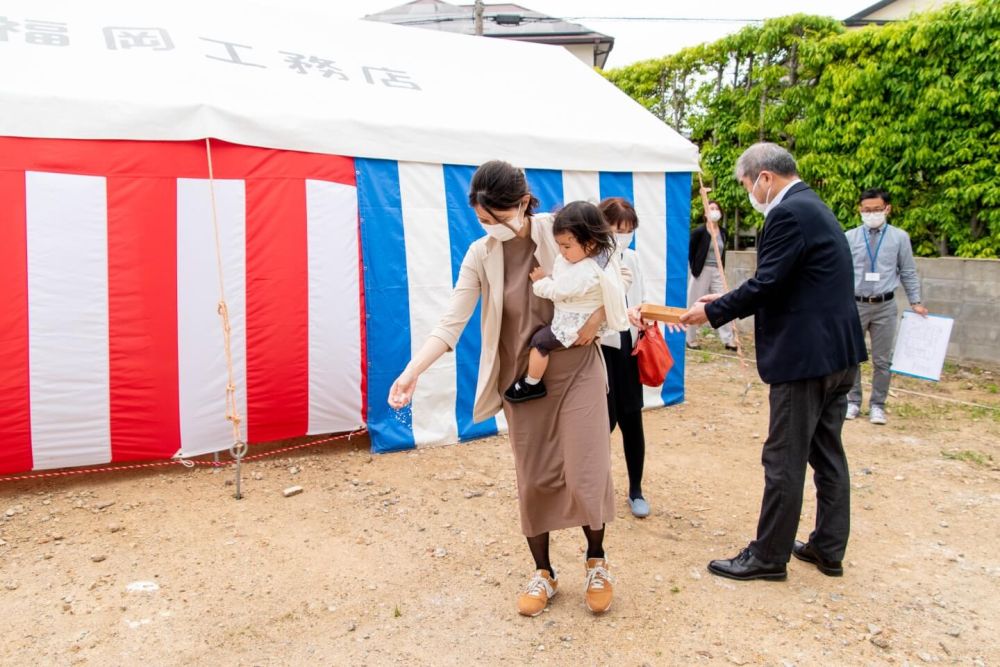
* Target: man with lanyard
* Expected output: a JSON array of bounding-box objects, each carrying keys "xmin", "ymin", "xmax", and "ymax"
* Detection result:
[{"xmin": 845, "ymin": 188, "xmax": 928, "ymax": 425}]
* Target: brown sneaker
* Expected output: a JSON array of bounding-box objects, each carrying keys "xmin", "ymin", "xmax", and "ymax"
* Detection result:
[
  {"xmin": 584, "ymin": 558, "xmax": 613, "ymax": 613},
  {"xmin": 517, "ymin": 569, "xmax": 558, "ymax": 617}
]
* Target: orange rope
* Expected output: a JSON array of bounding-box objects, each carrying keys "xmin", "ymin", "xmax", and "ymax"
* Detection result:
[{"xmin": 205, "ymin": 138, "xmax": 245, "ymax": 452}]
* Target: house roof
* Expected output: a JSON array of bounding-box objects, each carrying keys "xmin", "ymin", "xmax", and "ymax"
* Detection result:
[
  {"xmin": 844, "ymin": 0, "xmax": 914, "ymax": 26},
  {"xmin": 366, "ymin": 0, "xmax": 614, "ymax": 66}
]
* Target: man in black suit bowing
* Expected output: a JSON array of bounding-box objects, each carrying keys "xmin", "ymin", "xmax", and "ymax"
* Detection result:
[{"xmin": 681, "ymin": 143, "xmax": 867, "ymax": 581}]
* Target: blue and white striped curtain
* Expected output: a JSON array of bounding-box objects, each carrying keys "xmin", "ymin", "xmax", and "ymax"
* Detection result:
[{"xmin": 358, "ymin": 159, "xmax": 691, "ymax": 453}]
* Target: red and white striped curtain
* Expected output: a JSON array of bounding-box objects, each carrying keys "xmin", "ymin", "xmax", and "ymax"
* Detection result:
[{"xmin": 0, "ymin": 138, "xmax": 366, "ymax": 474}]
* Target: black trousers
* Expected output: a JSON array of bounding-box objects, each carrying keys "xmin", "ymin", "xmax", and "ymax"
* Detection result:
[
  {"xmin": 750, "ymin": 366, "xmax": 858, "ymax": 564},
  {"xmin": 528, "ymin": 324, "xmax": 565, "ymax": 357},
  {"xmin": 602, "ymin": 332, "xmax": 645, "ymax": 497}
]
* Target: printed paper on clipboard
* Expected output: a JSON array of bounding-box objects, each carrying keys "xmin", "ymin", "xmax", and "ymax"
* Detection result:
[{"xmin": 890, "ymin": 311, "xmax": 954, "ymax": 381}]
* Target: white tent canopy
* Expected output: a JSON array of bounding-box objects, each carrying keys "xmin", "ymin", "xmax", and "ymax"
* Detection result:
[
  {"xmin": 0, "ymin": 1, "xmax": 696, "ymax": 473},
  {"xmin": 1, "ymin": 0, "xmax": 698, "ymax": 173}
]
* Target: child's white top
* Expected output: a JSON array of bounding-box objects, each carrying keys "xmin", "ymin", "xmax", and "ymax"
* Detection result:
[{"xmin": 532, "ymin": 252, "xmax": 629, "ymax": 347}]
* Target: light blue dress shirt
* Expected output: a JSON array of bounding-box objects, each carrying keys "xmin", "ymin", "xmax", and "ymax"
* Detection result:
[{"xmin": 844, "ymin": 224, "xmax": 922, "ymax": 302}]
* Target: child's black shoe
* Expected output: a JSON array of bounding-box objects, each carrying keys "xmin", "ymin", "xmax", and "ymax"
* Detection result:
[{"xmin": 504, "ymin": 377, "xmax": 547, "ymax": 403}]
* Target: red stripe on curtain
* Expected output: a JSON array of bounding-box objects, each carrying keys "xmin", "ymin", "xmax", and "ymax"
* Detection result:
[
  {"xmin": 245, "ymin": 179, "xmax": 310, "ymax": 442},
  {"xmin": 107, "ymin": 177, "xmax": 181, "ymax": 462},
  {"xmin": 0, "ymin": 170, "xmax": 33, "ymax": 473}
]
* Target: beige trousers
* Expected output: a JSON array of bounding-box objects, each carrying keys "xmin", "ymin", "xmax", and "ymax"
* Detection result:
[{"xmin": 687, "ymin": 266, "xmax": 734, "ymax": 346}]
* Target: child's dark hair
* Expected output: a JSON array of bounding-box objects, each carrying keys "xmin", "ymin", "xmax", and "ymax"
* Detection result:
[
  {"xmin": 468, "ymin": 160, "xmax": 539, "ymax": 221},
  {"xmin": 553, "ymin": 201, "xmax": 615, "ymax": 258}
]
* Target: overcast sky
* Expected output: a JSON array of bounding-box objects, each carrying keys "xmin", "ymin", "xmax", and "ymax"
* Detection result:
[{"xmin": 268, "ymin": 0, "xmax": 880, "ymax": 68}]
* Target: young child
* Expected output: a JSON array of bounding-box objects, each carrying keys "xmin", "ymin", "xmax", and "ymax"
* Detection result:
[{"xmin": 504, "ymin": 200, "xmax": 629, "ymax": 403}]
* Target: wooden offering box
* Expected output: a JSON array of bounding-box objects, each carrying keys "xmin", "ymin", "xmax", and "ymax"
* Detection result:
[{"xmin": 639, "ymin": 304, "xmax": 687, "ymax": 324}]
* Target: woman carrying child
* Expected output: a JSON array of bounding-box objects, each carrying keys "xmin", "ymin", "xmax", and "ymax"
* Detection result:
[{"xmin": 388, "ymin": 161, "xmax": 623, "ymax": 617}]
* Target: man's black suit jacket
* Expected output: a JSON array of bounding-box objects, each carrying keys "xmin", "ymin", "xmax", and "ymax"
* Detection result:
[
  {"xmin": 689, "ymin": 223, "xmax": 728, "ymax": 278},
  {"xmin": 705, "ymin": 182, "xmax": 867, "ymax": 384}
]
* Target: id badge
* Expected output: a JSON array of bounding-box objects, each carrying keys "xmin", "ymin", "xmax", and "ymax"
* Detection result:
[{"xmin": 864, "ymin": 272, "xmax": 880, "ymax": 282}]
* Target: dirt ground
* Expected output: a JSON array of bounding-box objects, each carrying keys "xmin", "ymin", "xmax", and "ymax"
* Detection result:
[{"xmin": 1, "ymin": 341, "xmax": 998, "ymax": 666}]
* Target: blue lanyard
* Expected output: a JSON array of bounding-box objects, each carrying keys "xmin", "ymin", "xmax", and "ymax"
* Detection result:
[{"xmin": 863, "ymin": 225, "xmax": 888, "ymax": 271}]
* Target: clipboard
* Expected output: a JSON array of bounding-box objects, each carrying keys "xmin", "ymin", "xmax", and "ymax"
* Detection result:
[{"xmin": 889, "ymin": 310, "xmax": 954, "ymax": 382}]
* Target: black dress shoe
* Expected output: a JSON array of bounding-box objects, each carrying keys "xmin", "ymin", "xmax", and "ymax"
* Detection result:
[
  {"xmin": 708, "ymin": 546, "xmax": 787, "ymax": 581},
  {"xmin": 792, "ymin": 540, "xmax": 843, "ymax": 577},
  {"xmin": 725, "ymin": 344, "xmax": 738, "ymax": 351},
  {"xmin": 504, "ymin": 377, "xmax": 546, "ymax": 403}
]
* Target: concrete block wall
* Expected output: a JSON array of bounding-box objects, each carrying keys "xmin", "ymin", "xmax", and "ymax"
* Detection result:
[
  {"xmin": 722, "ymin": 251, "xmax": 1000, "ymax": 366},
  {"xmin": 719, "ymin": 251, "xmax": 758, "ymax": 336}
]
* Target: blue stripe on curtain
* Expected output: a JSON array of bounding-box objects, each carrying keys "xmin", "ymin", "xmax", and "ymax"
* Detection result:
[
  {"xmin": 442, "ymin": 164, "xmax": 499, "ymax": 440},
  {"xmin": 356, "ymin": 158, "xmax": 416, "ymax": 452},
  {"xmin": 662, "ymin": 172, "xmax": 691, "ymax": 406},
  {"xmin": 525, "ymin": 168, "xmax": 564, "ymax": 214}
]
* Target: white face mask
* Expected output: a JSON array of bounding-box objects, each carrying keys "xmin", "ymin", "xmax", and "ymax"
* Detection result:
[
  {"xmin": 747, "ymin": 173, "xmax": 773, "ymax": 215},
  {"xmin": 861, "ymin": 211, "xmax": 887, "ymax": 229},
  {"xmin": 707, "ymin": 210, "xmax": 722, "ymax": 223},
  {"xmin": 615, "ymin": 232, "xmax": 634, "ymax": 252},
  {"xmin": 482, "ymin": 222, "xmax": 517, "ymax": 242},
  {"xmin": 481, "ymin": 202, "xmax": 524, "ymax": 242}
]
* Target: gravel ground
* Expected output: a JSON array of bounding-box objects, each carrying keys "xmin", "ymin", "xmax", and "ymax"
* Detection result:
[{"xmin": 1, "ymin": 345, "xmax": 998, "ymax": 666}]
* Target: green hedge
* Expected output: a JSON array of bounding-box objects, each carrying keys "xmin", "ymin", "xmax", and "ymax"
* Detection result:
[{"xmin": 603, "ymin": 0, "xmax": 1000, "ymax": 257}]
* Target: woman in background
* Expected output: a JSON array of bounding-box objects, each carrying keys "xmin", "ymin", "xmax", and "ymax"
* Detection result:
[
  {"xmin": 687, "ymin": 198, "xmax": 736, "ymax": 350},
  {"xmin": 598, "ymin": 197, "xmax": 651, "ymax": 518}
]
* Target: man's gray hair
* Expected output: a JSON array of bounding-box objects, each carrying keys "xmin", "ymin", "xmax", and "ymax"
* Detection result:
[{"xmin": 734, "ymin": 142, "xmax": 799, "ymax": 182}]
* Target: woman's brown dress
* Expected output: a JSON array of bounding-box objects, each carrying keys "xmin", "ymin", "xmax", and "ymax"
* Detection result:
[{"xmin": 499, "ymin": 234, "xmax": 615, "ymax": 537}]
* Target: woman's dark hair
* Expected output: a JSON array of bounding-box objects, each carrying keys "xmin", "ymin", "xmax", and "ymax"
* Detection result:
[
  {"xmin": 468, "ymin": 160, "xmax": 539, "ymax": 221},
  {"xmin": 598, "ymin": 197, "xmax": 639, "ymax": 230},
  {"xmin": 553, "ymin": 201, "xmax": 615, "ymax": 258}
]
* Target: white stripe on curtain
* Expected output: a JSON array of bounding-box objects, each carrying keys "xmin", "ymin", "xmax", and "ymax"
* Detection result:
[
  {"xmin": 399, "ymin": 162, "xmax": 459, "ymax": 446},
  {"xmin": 561, "ymin": 170, "xmax": 600, "ymax": 205},
  {"xmin": 27, "ymin": 171, "xmax": 111, "ymax": 470},
  {"xmin": 176, "ymin": 178, "xmax": 248, "ymax": 458},
  {"xmin": 633, "ymin": 171, "xmax": 670, "ymax": 408},
  {"xmin": 306, "ymin": 179, "xmax": 365, "ymax": 434}
]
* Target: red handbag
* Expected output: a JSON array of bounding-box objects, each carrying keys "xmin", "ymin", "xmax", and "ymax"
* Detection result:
[{"xmin": 631, "ymin": 324, "xmax": 674, "ymax": 387}]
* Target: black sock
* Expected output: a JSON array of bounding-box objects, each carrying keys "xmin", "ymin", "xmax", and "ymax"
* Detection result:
[
  {"xmin": 582, "ymin": 525, "xmax": 605, "ymax": 560},
  {"xmin": 526, "ymin": 533, "xmax": 553, "ymax": 578}
]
